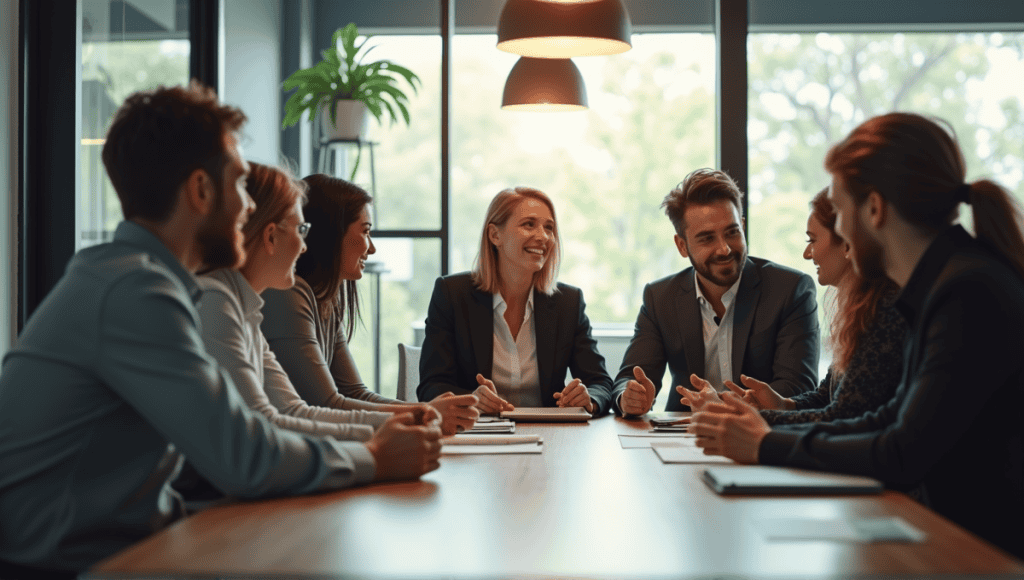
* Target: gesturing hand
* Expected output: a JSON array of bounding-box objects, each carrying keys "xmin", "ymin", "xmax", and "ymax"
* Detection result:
[
  {"xmin": 675, "ymin": 373, "xmax": 723, "ymax": 412},
  {"xmin": 365, "ymin": 412, "xmax": 443, "ymax": 482},
  {"xmin": 553, "ymin": 378, "xmax": 594, "ymax": 413},
  {"xmin": 723, "ymin": 374, "xmax": 792, "ymax": 411},
  {"xmin": 428, "ymin": 392, "xmax": 480, "ymax": 435},
  {"xmin": 687, "ymin": 392, "xmax": 771, "ymax": 464},
  {"xmin": 472, "ymin": 374, "xmax": 514, "ymax": 415},
  {"xmin": 620, "ymin": 366, "xmax": 656, "ymax": 416}
]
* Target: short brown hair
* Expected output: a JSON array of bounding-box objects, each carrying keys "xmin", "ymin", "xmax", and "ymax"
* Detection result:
[
  {"xmin": 472, "ymin": 187, "xmax": 561, "ymax": 296},
  {"xmin": 242, "ymin": 162, "xmax": 308, "ymax": 257},
  {"xmin": 662, "ymin": 168, "xmax": 744, "ymax": 236},
  {"xmin": 102, "ymin": 80, "xmax": 247, "ymax": 222}
]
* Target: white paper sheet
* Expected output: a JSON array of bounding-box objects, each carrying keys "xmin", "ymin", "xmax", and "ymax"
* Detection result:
[
  {"xmin": 652, "ymin": 445, "xmax": 734, "ymax": 464},
  {"xmin": 441, "ymin": 443, "xmax": 543, "ymax": 455},
  {"xmin": 618, "ymin": 434, "xmax": 695, "ymax": 449}
]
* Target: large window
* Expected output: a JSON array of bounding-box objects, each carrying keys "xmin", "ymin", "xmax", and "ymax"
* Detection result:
[
  {"xmin": 451, "ymin": 33, "xmax": 716, "ymax": 324},
  {"xmin": 79, "ymin": 0, "xmax": 190, "ymax": 250},
  {"xmin": 337, "ymin": 35, "xmax": 442, "ymax": 397},
  {"xmin": 343, "ymin": 32, "xmax": 716, "ymax": 398},
  {"xmin": 747, "ymin": 31, "xmax": 1024, "ymax": 362}
]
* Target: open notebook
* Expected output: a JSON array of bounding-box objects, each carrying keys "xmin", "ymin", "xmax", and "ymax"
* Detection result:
[{"xmin": 702, "ymin": 466, "xmax": 884, "ymax": 495}]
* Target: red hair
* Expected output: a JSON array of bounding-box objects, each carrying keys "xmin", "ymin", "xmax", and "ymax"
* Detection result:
[{"xmin": 809, "ymin": 188, "xmax": 897, "ymax": 375}]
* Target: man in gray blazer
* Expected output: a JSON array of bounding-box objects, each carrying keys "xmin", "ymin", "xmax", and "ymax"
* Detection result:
[{"xmin": 613, "ymin": 169, "xmax": 819, "ymax": 415}]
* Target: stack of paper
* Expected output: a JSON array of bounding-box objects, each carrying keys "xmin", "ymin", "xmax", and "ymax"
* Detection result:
[
  {"xmin": 466, "ymin": 420, "xmax": 515, "ymax": 434},
  {"xmin": 441, "ymin": 434, "xmax": 543, "ymax": 455}
]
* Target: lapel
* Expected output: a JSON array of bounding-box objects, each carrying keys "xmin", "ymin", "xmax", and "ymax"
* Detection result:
[
  {"xmin": 730, "ymin": 258, "xmax": 761, "ymax": 381},
  {"xmin": 676, "ymin": 270, "xmax": 705, "ymax": 378},
  {"xmin": 469, "ymin": 286, "xmax": 493, "ymax": 377},
  {"xmin": 533, "ymin": 290, "xmax": 557, "ymax": 397}
]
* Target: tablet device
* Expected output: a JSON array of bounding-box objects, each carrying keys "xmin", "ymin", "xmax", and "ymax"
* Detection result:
[
  {"xmin": 702, "ymin": 466, "xmax": 884, "ymax": 495},
  {"xmin": 500, "ymin": 407, "xmax": 592, "ymax": 422}
]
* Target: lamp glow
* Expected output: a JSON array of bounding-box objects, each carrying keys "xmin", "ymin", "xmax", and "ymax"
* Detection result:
[{"xmin": 497, "ymin": 0, "xmax": 632, "ymax": 58}]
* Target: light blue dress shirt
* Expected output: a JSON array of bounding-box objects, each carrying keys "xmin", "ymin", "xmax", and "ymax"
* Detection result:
[{"xmin": 0, "ymin": 221, "xmax": 374, "ymax": 572}]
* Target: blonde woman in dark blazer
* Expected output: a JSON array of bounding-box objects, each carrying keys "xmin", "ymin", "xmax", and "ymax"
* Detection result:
[{"xmin": 417, "ymin": 187, "xmax": 614, "ymax": 415}]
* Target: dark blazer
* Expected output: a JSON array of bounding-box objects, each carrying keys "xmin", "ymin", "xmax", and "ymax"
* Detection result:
[
  {"xmin": 612, "ymin": 256, "xmax": 819, "ymax": 413},
  {"xmin": 417, "ymin": 273, "xmax": 614, "ymax": 415},
  {"xmin": 759, "ymin": 225, "xmax": 1024, "ymax": 559}
]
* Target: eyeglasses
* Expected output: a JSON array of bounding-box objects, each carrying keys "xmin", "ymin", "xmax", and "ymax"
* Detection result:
[{"xmin": 280, "ymin": 220, "xmax": 312, "ymax": 239}]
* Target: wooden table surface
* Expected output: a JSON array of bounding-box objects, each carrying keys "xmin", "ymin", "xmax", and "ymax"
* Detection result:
[{"xmin": 89, "ymin": 415, "xmax": 1023, "ymax": 579}]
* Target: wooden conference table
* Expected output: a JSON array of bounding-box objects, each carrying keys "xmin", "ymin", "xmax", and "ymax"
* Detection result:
[{"xmin": 89, "ymin": 415, "xmax": 1023, "ymax": 579}]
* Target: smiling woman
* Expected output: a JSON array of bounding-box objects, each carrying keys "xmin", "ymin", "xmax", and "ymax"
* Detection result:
[
  {"xmin": 259, "ymin": 174, "xmax": 479, "ymax": 436},
  {"xmin": 417, "ymin": 187, "xmax": 615, "ymax": 416}
]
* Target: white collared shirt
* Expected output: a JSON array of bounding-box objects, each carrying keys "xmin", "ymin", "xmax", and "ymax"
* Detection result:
[
  {"xmin": 492, "ymin": 289, "xmax": 542, "ymax": 407},
  {"xmin": 695, "ymin": 270, "xmax": 743, "ymax": 392}
]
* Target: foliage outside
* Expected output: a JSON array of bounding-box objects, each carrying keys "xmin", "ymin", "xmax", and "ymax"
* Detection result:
[{"xmin": 349, "ymin": 32, "xmax": 1024, "ymax": 396}]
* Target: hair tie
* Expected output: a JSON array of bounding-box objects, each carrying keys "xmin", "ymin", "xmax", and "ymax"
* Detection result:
[{"xmin": 953, "ymin": 183, "xmax": 972, "ymax": 204}]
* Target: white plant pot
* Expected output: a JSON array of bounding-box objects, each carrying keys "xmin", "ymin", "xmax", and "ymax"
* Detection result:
[{"xmin": 320, "ymin": 100, "xmax": 369, "ymax": 142}]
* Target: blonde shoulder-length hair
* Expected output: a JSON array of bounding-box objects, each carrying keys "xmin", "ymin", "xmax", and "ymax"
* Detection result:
[{"xmin": 471, "ymin": 187, "xmax": 561, "ymax": 296}]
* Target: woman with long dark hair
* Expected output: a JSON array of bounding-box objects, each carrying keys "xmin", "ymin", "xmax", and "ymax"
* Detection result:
[
  {"xmin": 197, "ymin": 163, "xmax": 395, "ymax": 441},
  {"xmin": 261, "ymin": 174, "xmax": 478, "ymax": 435}
]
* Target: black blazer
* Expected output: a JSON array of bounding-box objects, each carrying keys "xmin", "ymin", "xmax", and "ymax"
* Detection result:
[
  {"xmin": 612, "ymin": 256, "xmax": 820, "ymax": 413},
  {"xmin": 417, "ymin": 273, "xmax": 614, "ymax": 415},
  {"xmin": 760, "ymin": 226, "xmax": 1024, "ymax": 559}
]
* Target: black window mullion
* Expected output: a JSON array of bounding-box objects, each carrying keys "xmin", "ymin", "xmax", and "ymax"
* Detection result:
[{"xmin": 19, "ymin": 0, "xmax": 80, "ymax": 330}]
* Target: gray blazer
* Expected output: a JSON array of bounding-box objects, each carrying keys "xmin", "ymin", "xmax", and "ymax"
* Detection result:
[{"xmin": 612, "ymin": 256, "xmax": 819, "ymax": 413}]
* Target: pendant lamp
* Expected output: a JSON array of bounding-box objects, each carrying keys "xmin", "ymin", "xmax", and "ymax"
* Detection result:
[
  {"xmin": 497, "ymin": 0, "xmax": 632, "ymax": 58},
  {"xmin": 501, "ymin": 57, "xmax": 588, "ymax": 111}
]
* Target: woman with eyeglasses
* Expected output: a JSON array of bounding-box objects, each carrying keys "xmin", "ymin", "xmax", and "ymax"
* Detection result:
[
  {"xmin": 260, "ymin": 174, "xmax": 479, "ymax": 436},
  {"xmin": 197, "ymin": 162, "xmax": 414, "ymax": 441}
]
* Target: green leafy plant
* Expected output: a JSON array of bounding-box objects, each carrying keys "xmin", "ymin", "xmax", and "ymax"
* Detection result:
[{"xmin": 281, "ymin": 22, "xmax": 420, "ymax": 132}]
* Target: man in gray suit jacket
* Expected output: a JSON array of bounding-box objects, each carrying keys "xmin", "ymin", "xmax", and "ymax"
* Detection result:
[{"xmin": 613, "ymin": 169, "xmax": 819, "ymax": 415}]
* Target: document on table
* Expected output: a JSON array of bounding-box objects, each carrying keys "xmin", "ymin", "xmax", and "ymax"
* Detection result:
[
  {"xmin": 441, "ymin": 434, "xmax": 543, "ymax": 455},
  {"xmin": 652, "ymin": 444, "xmax": 734, "ymax": 464},
  {"xmin": 466, "ymin": 420, "xmax": 516, "ymax": 434},
  {"xmin": 618, "ymin": 434, "xmax": 695, "ymax": 449},
  {"xmin": 754, "ymin": 517, "xmax": 925, "ymax": 543}
]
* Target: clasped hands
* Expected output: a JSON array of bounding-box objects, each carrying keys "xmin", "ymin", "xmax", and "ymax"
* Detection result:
[
  {"xmin": 675, "ymin": 373, "xmax": 786, "ymax": 464},
  {"xmin": 473, "ymin": 374, "xmax": 595, "ymax": 415}
]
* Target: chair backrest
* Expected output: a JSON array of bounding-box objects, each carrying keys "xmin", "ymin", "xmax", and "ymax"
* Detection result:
[{"xmin": 396, "ymin": 343, "xmax": 422, "ymax": 402}]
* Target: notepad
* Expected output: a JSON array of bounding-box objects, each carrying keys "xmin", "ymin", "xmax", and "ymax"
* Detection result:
[
  {"xmin": 441, "ymin": 443, "xmax": 543, "ymax": 455},
  {"xmin": 754, "ymin": 517, "xmax": 925, "ymax": 542},
  {"xmin": 440, "ymin": 434, "xmax": 543, "ymax": 455},
  {"xmin": 442, "ymin": 434, "xmax": 541, "ymax": 445},
  {"xmin": 501, "ymin": 407, "xmax": 591, "ymax": 422},
  {"xmin": 701, "ymin": 466, "xmax": 884, "ymax": 495},
  {"xmin": 465, "ymin": 420, "xmax": 516, "ymax": 434},
  {"xmin": 653, "ymin": 445, "xmax": 733, "ymax": 464},
  {"xmin": 618, "ymin": 434, "xmax": 694, "ymax": 449}
]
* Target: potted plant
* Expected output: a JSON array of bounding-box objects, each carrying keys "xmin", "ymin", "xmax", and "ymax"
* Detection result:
[{"xmin": 281, "ymin": 22, "xmax": 420, "ymax": 177}]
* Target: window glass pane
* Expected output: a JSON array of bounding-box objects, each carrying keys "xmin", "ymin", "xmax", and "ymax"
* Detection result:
[
  {"xmin": 452, "ymin": 33, "xmax": 717, "ymax": 324},
  {"xmin": 80, "ymin": 0, "xmax": 190, "ymax": 250},
  {"xmin": 346, "ymin": 35, "xmax": 441, "ymax": 231},
  {"xmin": 748, "ymin": 32, "xmax": 1024, "ymax": 368},
  {"xmin": 347, "ymin": 237, "xmax": 440, "ymax": 399}
]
